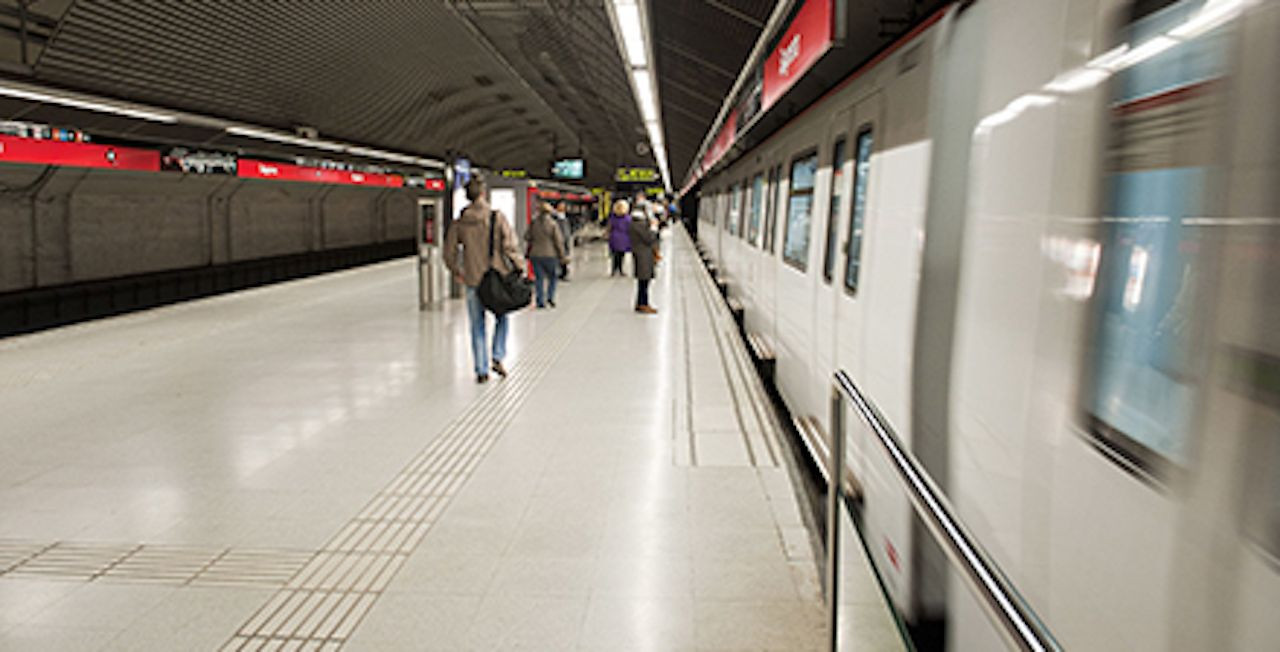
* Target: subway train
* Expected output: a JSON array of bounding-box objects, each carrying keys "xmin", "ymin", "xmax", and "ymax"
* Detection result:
[{"xmin": 691, "ymin": 0, "xmax": 1278, "ymax": 649}]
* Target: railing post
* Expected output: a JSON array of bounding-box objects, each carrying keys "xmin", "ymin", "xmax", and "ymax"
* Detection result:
[{"xmin": 827, "ymin": 384, "xmax": 846, "ymax": 651}]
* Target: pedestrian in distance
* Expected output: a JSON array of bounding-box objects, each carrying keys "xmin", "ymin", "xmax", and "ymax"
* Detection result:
[
  {"xmin": 554, "ymin": 201, "xmax": 572, "ymax": 281},
  {"xmin": 443, "ymin": 176, "xmax": 525, "ymax": 384},
  {"xmin": 630, "ymin": 205, "xmax": 660, "ymax": 314},
  {"xmin": 608, "ymin": 199, "xmax": 632, "ymax": 277},
  {"xmin": 526, "ymin": 201, "xmax": 568, "ymax": 309}
]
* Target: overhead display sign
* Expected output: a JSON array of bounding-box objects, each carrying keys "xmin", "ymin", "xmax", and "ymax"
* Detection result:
[
  {"xmin": 551, "ymin": 158, "xmax": 584, "ymax": 180},
  {"xmin": 615, "ymin": 167, "xmax": 658, "ymax": 183},
  {"xmin": 238, "ymin": 159, "xmax": 404, "ymax": 187},
  {"xmin": 762, "ymin": 0, "xmax": 834, "ymax": 111},
  {"xmin": 0, "ymin": 134, "xmax": 159, "ymax": 171},
  {"xmin": 499, "ymin": 169, "xmax": 527, "ymax": 178}
]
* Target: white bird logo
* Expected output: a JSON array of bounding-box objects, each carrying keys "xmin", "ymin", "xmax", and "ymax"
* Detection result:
[{"xmin": 779, "ymin": 34, "xmax": 802, "ymax": 76}]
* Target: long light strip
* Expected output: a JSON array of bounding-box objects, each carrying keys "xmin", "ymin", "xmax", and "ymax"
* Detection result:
[
  {"xmin": 0, "ymin": 82, "xmax": 178, "ymax": 123},
  {"xmin": 608, "ymin": 0, "xmax": 672, "ymax": 193},
  {"xmin": 0, "ymin": 79, "xmax": 444, "ymax": 169}
]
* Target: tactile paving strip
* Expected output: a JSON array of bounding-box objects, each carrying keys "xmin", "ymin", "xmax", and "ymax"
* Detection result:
[
  {"xmin": 0, "ymin": 539, "xmax": 314, "ymax": 588},
  {"xmin": 221, "ymin": 281, "xmax": 608, "ymax": 651}
]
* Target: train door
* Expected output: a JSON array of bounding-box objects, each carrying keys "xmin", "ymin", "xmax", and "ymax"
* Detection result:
[
  {"xmin": 831, "ymin": 90, "xmax": 926, "ymax": 618},
  {"xmin": 815, "ymin": 106, "xmax": 854, "ymax": 434}
]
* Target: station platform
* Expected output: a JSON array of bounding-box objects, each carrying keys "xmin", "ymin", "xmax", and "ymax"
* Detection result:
[{"xmin": 0, "ymin": 228, "xmax": 900, "ymax": 651}]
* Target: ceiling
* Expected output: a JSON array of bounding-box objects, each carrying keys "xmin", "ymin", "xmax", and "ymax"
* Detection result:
[
  {"xmin": 650, "ymin": 0, "xmax": 773, "ymax": 185},
  {"xmin": 0, "ymin": 0, "xmax": 892, "ymax": 189}
]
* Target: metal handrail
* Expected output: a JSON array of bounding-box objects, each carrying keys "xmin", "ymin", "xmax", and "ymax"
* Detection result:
[{"xmin": 828, "ymin": 370, "xmax": 1062, "ymax": 652}]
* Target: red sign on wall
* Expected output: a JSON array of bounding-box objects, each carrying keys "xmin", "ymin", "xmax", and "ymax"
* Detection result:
[
  {"xmin": 238, "ymin": 159, "xmax": 404, "ymax": 188},
  {"xmin": 762, "ymin": 0, "xmax": 834, "ymax": 112},
  {"xmin": 0, "ymin": 135, "xmax": 160, "ymax": 172},
  {"xmin": 702, "ymin": 109, "xmax": 739, "ymax": 171}
]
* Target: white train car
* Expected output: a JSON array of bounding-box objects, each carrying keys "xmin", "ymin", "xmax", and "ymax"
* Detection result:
[{"xmin": 693, "ymin": 0, "xmax": 1280, "ymax": 649}]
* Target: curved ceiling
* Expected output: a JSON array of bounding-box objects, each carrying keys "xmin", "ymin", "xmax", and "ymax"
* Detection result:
[{"xmin": 0, "ymin": 0, "xmax": 771, "ymax": 187}]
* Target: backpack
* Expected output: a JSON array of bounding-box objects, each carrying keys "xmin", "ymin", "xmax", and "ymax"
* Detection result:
[{"xmin": 477, "ymin": 211, "xmax": 532, "ymax": 315}]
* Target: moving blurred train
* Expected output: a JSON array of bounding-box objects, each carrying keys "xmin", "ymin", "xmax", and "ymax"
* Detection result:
[{"xmin": 691, "ymin": 0, "xmax": 1278, "ymax": 649}]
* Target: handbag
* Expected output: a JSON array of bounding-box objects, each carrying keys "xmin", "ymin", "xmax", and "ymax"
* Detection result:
[{"xmin": 477, "ymin": 211, "xmax": 533, "ymax": 315}]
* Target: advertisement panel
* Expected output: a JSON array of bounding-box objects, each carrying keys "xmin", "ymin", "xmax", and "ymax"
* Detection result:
[
  {"xmin": 238, "ymin": 159, "xmax": 404, "ymax": 187},
  {"xmin": 0, "ymin": 134, "xmax": 159, "ymax": 171},
  {"xmin": 761, "ymin": 0, "xmax": 834, "ymax": 112}
]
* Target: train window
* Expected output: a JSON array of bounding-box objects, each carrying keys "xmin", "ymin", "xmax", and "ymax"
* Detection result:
[
  {"xmin": 1083, "ymin": 0, "xmax": 1227, "ymax": 479},
  {"xmin": 748, "ymin": 173, "xmax": 764, "ymax": 246},
  {"xmin": 730, "ymin": 183, "xmax": 744, "ymax": 237},
  {"xmin": 767, "ymin": 163, "xmax": 783, "ymax": 253},
  {"xmin": 823, "ymin": 138, "xmax": 848, "ymax": 283},
  {"xmin": 844, "ymin": 128, "xmax": 874, "ymax": 292},
  {"xmin": 783, "ymin": 151, "xmax": 819, "ymax": 270}
]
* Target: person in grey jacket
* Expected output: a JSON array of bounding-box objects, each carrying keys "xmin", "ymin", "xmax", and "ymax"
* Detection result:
[
  {"xmin": 525, "ymin": 202, "xmax": 568, "ymax": 308},
  {"xmin": 629, "ymin": 209, "xmax": 660, "ymax": 314},
  {"xmin": 444, "ymin": 177, "xmax": 524, "ymax": 383}
]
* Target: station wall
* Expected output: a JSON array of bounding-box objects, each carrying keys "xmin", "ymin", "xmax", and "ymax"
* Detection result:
[{"xmin": 0, "ymin": 165, "xmax": 422, "ymax": 293}]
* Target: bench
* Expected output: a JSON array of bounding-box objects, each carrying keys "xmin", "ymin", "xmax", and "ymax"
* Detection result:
[
  {"xmin": 794, "ymin": 414, "xmax": 864, "ymax": 503},
  {"xmin": 746, "ymin": 332, "xmax": 776, "ymax": 383},
  {"xmin": 725, "ymin": 297, "xmax": 744, "ymax": 332}
]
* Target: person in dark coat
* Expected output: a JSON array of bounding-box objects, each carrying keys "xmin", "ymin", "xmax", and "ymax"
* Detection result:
[
  {"xmin": 608, "ymin": 200, "xmax": 632, "ymax": 276},
  {"xmin": 629, "ymin": 207, "xmax": 659, "ymax": 314}
]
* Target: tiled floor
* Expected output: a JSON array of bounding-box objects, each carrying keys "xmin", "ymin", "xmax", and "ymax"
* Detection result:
[{"xmin": 0, "ymin": 227, "xmax": 903, "ymax": 650}]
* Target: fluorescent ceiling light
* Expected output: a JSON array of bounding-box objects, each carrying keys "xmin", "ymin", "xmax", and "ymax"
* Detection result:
[
  {"xmin": 615, "ymin": 1, "xmax": 647, "ymax": 67},
  {"xmin": 225, "ymin": 125, "xmax": 346, "ymax": 152},
  {"xmin": 0, "ymin": 85, "xmax": 178, "ymax": 123},
  {"xmin": 633, "ymin": 69, "xmax": 657, "ymax": 122}
]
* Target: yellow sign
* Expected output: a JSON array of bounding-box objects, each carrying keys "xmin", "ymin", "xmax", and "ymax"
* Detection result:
[
  {"xmin": 645, "ymin": 187, "xmax": 665, "ymax": 197},
  {"xmin": 499, "ymin": 169, "xmax": 527, "ymax": 178},
  {"xmin": 615, "ymin": 167, "xmax": 658, "ymax": 183}
]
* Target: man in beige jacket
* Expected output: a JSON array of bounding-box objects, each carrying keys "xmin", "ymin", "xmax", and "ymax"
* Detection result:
[{"xmin": 443, "ymin": 177, "xmax": 524, "ymax": 383}]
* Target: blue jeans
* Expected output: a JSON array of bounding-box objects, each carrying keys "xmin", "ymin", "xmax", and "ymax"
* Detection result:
[
  {"xmin": 465, "ymin": 286, "xmax": 507, "ymax": 376},
  {"xmin": 531, "ymin": 257, "xmax": 559, "ymax": 306}
]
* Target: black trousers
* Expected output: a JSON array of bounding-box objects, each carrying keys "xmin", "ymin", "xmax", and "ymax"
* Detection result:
[
  {"xmin": 636, "ymin": 279, "xmax": 650, "ymax": 307},
  {"xmin": 611, "ymin": 251, "xmax": 627, "ymax": 275}
]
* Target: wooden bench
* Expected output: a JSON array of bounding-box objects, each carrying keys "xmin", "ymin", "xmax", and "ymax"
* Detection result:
[
  {"xmin": 794, "ymin": 414, "xmax": 864, "ymax": 503},
  {"xmin": 746, "ymin": 332, "xmax": 776, "ymax": 383},
  {"xmin": 725, "ymin": 296, "xmax": 744, "ymax": 332}
]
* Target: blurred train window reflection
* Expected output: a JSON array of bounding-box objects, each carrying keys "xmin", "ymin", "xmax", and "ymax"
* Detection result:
[
  {"xmin": 731, "ymin": 183, "xmax": 745, "ymax": 237},
  {"xmin": 823, "ymin": 137, "xmax": 847, "ymax": 283},
  {"xmin": 767, "ymin": 163, "xmax": 783, "ymax": 253},
  {"xmin": 749, "ymin": 173, "xmax": 764, "ymax": 246},
  {"xmin": 1085, "ymin": 0, "xmax": 1226, "ymax": 477},
  {"xmin": 844, "ymin": 128, "xmax": 873, "ymax": 293},
  {"xmin": 783, "ymin": 150, "xmax": 818, "ymax": 270}
]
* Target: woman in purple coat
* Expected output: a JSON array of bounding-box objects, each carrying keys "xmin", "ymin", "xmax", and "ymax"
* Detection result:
[{"xmin": 608, "ymin": 199, "xmax": 633, "ymax": 276}]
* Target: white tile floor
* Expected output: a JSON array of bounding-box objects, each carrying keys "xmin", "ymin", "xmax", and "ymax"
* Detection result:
[{"xmin": 0, "ymin": 227, "xmax": 903, "ymax": 651}]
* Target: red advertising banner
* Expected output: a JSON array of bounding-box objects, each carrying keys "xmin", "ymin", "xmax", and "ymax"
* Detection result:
[
  {"xmin": 702, "ymin": 109, "xmax": 739, "ymax": 171},
  {"xmin": 238, "ymin": 159, "xmax": 404, "ymax": 188},
  {"xmin": 762, "ymin": 0, "xmax": 834, "ymax": 112},
  {"xmin": 0, "ymin": 134, "xmax": 160, "ymax": 171}
]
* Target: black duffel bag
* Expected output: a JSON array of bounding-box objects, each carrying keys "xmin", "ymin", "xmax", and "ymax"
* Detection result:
[{"xmin": 477, "ymin": 211, "xmax": 532, "ymax": 315}]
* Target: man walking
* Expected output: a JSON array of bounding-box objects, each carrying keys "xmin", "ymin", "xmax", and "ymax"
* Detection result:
[{"xmin": 444, "ymin": 177, "xmax": 525, "ymax": 383}]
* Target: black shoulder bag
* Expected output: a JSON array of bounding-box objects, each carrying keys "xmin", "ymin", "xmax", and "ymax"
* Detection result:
[{"xmin": 477, "ymin": 211, "xmax": 532, "ymax": 315}]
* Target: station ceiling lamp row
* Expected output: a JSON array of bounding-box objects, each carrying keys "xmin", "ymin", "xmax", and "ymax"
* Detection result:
[
  {"xmin": 0, "ymin": 78, "xmax": 442, "ymax": 169},
  {"xmin": 607, "ymin": 0, "xmax": 671, "ymax": 194}
]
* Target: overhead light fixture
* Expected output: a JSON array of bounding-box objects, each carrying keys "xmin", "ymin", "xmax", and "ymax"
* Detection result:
[
  {"xmin": 0, "ymin": 84, "xmax": 178, "ymax": 123},
  {"xmin": 608, "ymin": 0, "xmax": 671, "ymax": 193},
  {"xmin": 615, "ymin": 1, "xmax": 648, "ymax": 67},
  {"xmin": 633, "ymin": 70, "xmax": 657, "ymax": 122},
  {"xmin": 225, "ymin": 125, "xmax": 347, "ymax": 152}
]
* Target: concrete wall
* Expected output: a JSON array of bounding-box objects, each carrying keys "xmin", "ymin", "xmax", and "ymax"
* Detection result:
[{"xmin": 0, "ymin": 164, "xmax": 429, "ymax": 293}]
